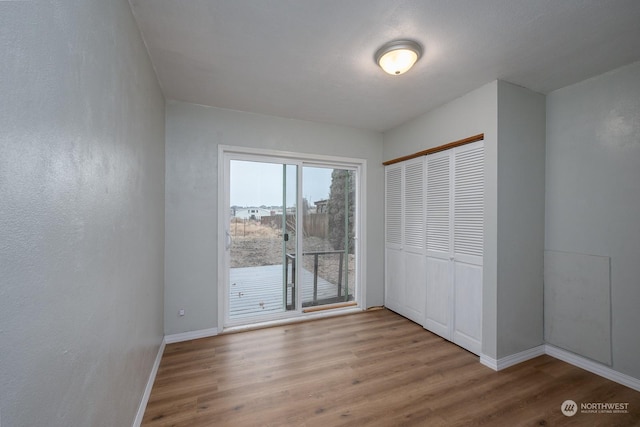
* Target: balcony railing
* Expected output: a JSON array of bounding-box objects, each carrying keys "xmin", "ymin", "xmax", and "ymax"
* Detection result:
[{"xmin": 285, "ymin": 250, "xmax": 347, "ymax": 309}]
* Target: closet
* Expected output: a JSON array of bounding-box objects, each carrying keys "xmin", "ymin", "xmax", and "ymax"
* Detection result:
[
  {"xmin": 385, "ymin": 140, "xmax": 484, "ymax": 355},
  {"xmin": 384, "ymin": 157, "xmax": 426, "ymax": 325}
]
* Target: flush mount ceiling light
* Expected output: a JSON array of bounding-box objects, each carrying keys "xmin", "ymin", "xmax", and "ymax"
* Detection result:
[{"xmin": 375, "ymin": 39, "xmax": 423, "ymax": 75}]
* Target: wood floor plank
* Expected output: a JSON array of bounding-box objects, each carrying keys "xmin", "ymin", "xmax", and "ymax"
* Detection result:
[{"xmin": 142, "ymin": 309, "xmax": 640, "ymax": 426}]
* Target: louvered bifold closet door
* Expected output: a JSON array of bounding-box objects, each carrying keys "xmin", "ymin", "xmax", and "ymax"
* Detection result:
[
  {"xmin": 404, "ymin": 159, "xmax": 425, "ymax": 251},
  {"xmin": 385, "ymin": 164, "xmax": 404, "ymax": 314},
  {"xmin": 402, "ymin": 158, "xmax": 426, "ymax": 323},
  {"xmin": 426, "ymin": 152, "xmax": 451, "ymax": 256},
  {"xmin": 454, "ymin": 141, "xmax": 484, "ymax": 265},
  {"xmin": 424, "ymin": 150, "xmax": 453, "ymax": 339},
  {"xmin": 385, "ymin": 165, "xmax": 402, "ymax": 247},
  {"xmin": 452, "ymin": 140, "xmax": 484, "ymax": 355}
]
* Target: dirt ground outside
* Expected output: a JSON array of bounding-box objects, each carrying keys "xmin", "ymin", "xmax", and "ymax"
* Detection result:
[{"xmin": 230, "ymin": 218, "xmax": 355, "ymax": 292}]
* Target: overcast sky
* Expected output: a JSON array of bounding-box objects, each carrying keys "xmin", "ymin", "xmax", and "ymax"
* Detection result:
[{"xmin": 230, "ymin": 161, "xmax": 334, "ymax": 207}]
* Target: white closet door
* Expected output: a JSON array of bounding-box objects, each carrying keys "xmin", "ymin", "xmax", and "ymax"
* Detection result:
[
  {"xmin": 425, "ymin": 151, "xmax": 453, "ymax": 339},
  {"xmin": 452, "ymin": 141, "xmax": 484, "ymax": 355},
  {"xmin": 385, "ymin": 248, "xmax": 405, "ymax": 314},
  {"xmin": 403, "ymin": 158, "xmax": 426, "ymax": 323},
  {"xmin": 385, "ymin": 165, "xmax": 403, "ymax": 248},
  {"xmin": 385, "ymin": 158, "xmax": 426, "ymax": 323},
  {"xmin": 404, "ymin": 159, "xmax": 425, "ymax": 251},
  {"xmin": 385, "ymin": 164, "xmax": 404, "ymax": 314},
  {"xmin": 452, "ymin": 262, "xmax": 482, "ymax": 353},
  {"xmin": 453, "ymin": 141, "xmax": 484, "ymax": 265}
]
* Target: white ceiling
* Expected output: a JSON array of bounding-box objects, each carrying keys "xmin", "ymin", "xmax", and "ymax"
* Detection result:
[{"xmin": 129, "ymin": 0, "xmax": 640, "ymax": 132}]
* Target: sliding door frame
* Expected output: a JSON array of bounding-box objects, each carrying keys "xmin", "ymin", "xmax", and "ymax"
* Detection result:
[{"xmin": 217, "ymin": 145, "xmax": 367, "ymax": 331}]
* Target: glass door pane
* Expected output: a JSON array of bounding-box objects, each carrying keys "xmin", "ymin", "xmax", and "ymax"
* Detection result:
[
  {"xmin": 283, "ymin": 164, "xmax": 297, "ymax": 310},
  {"xmin": 301, "ymin": 167, "xmax": 356, "ymax": 308},
  {"xmin": 228, "ymin": 160, "xmax": 297, "ymax": 320}
]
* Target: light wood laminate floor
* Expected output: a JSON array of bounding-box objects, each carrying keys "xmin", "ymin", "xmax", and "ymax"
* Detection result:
[{"xmin": 142, "ymin": 309, "xmax": 640, "ymax": 426}]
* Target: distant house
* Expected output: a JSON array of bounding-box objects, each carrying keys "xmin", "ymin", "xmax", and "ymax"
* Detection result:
[
  {"xmin": 314, "ymin": 199, "xmax": 328, "ymax": 214},
  {"xmin": 234, "ymin": 207, "xmax": 272, "ymax": 220}
]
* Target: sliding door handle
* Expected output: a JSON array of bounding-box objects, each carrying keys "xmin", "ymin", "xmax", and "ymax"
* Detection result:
[{"xmin": 226, "ymin": 230, "xmax": 232, "ymax": 250}]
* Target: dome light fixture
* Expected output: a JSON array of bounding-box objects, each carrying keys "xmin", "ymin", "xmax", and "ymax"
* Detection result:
[{"xmin": 375, "ymin": 39, "xmax": 422, "ymax": 75}]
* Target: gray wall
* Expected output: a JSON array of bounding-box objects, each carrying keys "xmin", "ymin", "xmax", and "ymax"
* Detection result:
[
  {"xmin": 0, "ymin": 1, "xmax": 165, "ymax": 426},
  {"xmin": 165, "ymin": 101, "xmax": 384, "ymax": 335},
  {"xmin": 496, "ymin": 81, "xmax": 546, "ymax": 358},
  {"xmin": 546, "ymin": 60, "xmax": 640, "ymax": 379}
]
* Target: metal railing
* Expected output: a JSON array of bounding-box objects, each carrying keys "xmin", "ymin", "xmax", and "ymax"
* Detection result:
[{"xmin": 285, "ymin": 250, "xmax": 345, "ymax": 309}]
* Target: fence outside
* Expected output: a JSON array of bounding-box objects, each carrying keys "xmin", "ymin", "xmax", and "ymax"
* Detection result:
[{"xmin": 261, "ymin": 213, "xmax": 328, "ymax": 238}]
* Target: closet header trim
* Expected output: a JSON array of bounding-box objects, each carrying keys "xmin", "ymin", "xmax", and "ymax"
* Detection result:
[{"xmin": 382, "ymin": 133, "xmax": 484, "ymax": 166}]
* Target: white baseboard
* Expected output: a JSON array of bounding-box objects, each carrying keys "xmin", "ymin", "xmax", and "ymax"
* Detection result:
[
  {"xmin": 545, "ymin": 344, "xmax": 640, "ymax": 392},
  {"xmin": 479, "ymin": 354, "xmax": 498, "ymax": 371},
  {"xmin": 480, "ymin": 344, "xmax": 640, "ymax": 393},
  {"xmin": 480, "ymin": 345, "xmax": 545, "ymax": 371},
  {"xmin": 164, "ymin": 327, "xmax": 219, "ymax": 344},
  {"xmin": 131, "ymin": 327, "xmax": 218, "ymax": 426},
  {"xmin": 132, "ymin": 338, "xmax": 166, "ymax": 427}
]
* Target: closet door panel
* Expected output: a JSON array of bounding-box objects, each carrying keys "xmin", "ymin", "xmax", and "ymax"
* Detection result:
[
  {"xmin": 402, "ymin": 158, "xmax": 426, "ymax": 323},
  {"xmin": 453, "ymin": 141, "xmax": 484, "ymax": 266},
  {"xmin": 425, "ymin": 256, "xmax": 451, "ymax": 339},
  {"xmin": 452, "ymin": 261, "xmax": 482, "ymax": 355},
  {"xmin": 425, "ymin": 151, "xmax": 452, "ymax": 337},
  {"xmin": 385, "ymin": 248, "xmax": 405, "ymax": 314},
  {"xmin": 451, "ymin": 141, "xmax": 483, "ymax": 355},
  {"xmin": 385, "ymin": 164, "xmax": 404, "ymax": 315},
  {"xmin": 426, "ymin": 152, "xmax": 451, "ymax": 258},
  {"xmin": 385, "ymin": 165, "xmax": 403, "ymax": 249},
  {"xmin": 404, "ymin": 252, "xmax": 426, "ymax": 324},
  {"xmin": 404, "ymin": 159, "xmax": 425, "ymax": 252}
]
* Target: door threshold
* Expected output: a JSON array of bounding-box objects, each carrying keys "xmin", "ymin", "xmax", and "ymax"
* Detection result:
[
  {"xmin": 222, "ymin": 305, "xmax": 362, "ymax": 335},
  {"xmin": 303, "ymin": 301, "xmax": 357, "ymax": 313}
]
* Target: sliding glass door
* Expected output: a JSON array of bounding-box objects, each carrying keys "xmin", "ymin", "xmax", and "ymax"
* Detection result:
[
  {"xmin": 222, "ymin": 149, "xmax": 361, "ymax": 328},
  {"xmin": 227, "ymin": 160, "xmax": 297, "ymax": 321},
  {"xmin": 301, "ymin": 166, "xmax": 355, "ymax": 308}
]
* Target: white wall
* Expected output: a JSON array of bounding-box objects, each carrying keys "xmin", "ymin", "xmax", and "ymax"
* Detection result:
[
  {"xmin": 0, "ymin": 1, "xmax": 165, "ymax": 426},
  {"xmin": 383, "ymin": 82, "xmax": 500, "ymax": 358},
  {"xmin": 546, "ymin": 61, "xmax": 640, "ymax": 379},
  {"xmin": 165, "ymin": 101, "xmax": 384, "ymax": 335}
]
